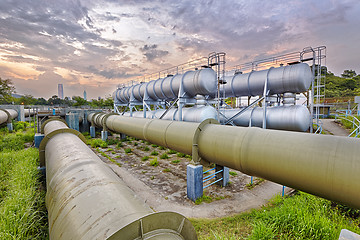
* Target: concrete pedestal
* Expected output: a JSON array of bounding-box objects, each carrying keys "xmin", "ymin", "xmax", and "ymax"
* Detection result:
[
  {"xmin": 216, "ymin": 164, "xmax": 229, "ymax": 187},
  {"xmin": 187, "ymin": 164, "xmax": 203, "ymax": 202},
  {"xmin": 90, "ymin": 126, "xmax": 95, "ymax": 138},
  {"xmin": 101, "ymin": 130, "xmax": 108, "ymax": 141},
  {"xmin": 65, "ymin": 113, "xmax": 79, "ymax": 131},
  {"xmin": 7, "ymin": 122, "xmax": 13, "ymax": 132},
  {"xmin": 34, "ymin": 133, "xmax": 45, "ymax": 148}
]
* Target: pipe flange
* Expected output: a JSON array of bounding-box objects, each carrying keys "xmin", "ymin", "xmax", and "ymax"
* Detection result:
[
  {"xmin": 41, "ymin": 116, "xmax": 68, "ymax": 134},
  {"xmin": 39, "ymin": 128, "xmax": 86, "ymax": 167},
  {"xmin": 192, "ymin": 118, "xmax": 219, "ymax": 165},
  {"xmin": 91, "ymin": 112, "xmax": 102, "ymax": 127}
]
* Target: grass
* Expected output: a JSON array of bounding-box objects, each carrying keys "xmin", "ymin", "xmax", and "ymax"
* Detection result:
[
  {"xmin": 171, "ymin": 159, "xmax": 181, "ymax": 164},
  {"xmin": 229, "ymin": 171, "xmax": 238, "ymax": 176},
  {"xmin": 142, "ymin": 156, "xmax": 149, "ymax": 161},
  {"xmin": 151, "ymin": 144, "xmax": 158, "ymax": 148},
  {"xmin": 177, "ymin": 152, "xmax": 186, "ymax": 157},
  {"xmin": 159, "ymin": 146, "xmax": 166, "ymax": 150},
  {"xmin": 124, "ymin": 148, "xmax": 132, "ymax": 154},
  {"xmin": 0, "ymin": 148, "xmax": 48, "ymax": 239},
  {"xmin": 163, "ymin": 168, "xmax": 171, "ymax": 173},
  {"xmin": 195, "ymin": 194, "xmax": 213, "ymax": 205},
  {"xmin": 149, "ymin": 157, "xmax": 159, "ymax": 167},
  {"xmin": 143, "ymin": 146, "xmax": 150, "ymax": 151},
  {"xmin": 168, "ymin": 149, "xmax": 177, "ymax": 154},
  {"xmin": 160, "ymin": 153, "xmax": 169, "ymax": 159},
  {"xmin": 191, "ymin": 192, "xmax": 360, "ymax": 240},
  {"xmin": 150, "ymin": 150, "xmax": 158, "ymax": 156},
  {"xmin": 88, "ymin": 138, "xmax": 108, "ymax": 148},
  {"xmin": 97, "ymin": 148, "xmax": 121, "ymax": 167}
]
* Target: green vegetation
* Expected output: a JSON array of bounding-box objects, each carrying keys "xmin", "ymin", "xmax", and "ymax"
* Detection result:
[
  {"xmin": 159, "ymin": 146, "xmax": 166, "ymax": 150},
  {"xmin": 150, "ymin": 150, "xmax": 158, "ymax": 156},
  {"xmin": 117, "ymin": 142, "xmax": 123, "ymax": 148},
  {"xmin": 0, "ymin": 146, "xmax": 48, "ymax": 239},
  {"xmin": 325, "ymin": 69, "xmax": 360, "ymax": 98},
  {"xmin": 106, "ymin": 138, "xmax": 119, "ymax": 145},
  {"xmin": 133, "ymin": 142, "xmax": 138, "ymax": 146},
  {"xmin": 229, "ymin": 171, "xmax": 238, "ymax": 176},
  {"xmin": 337, "ymin": 115, "xmax": 360, "ymax": 136},
  {"xmin": 151, "ymin": 144, "xmax": 158, "ymax": 148},
  {"xmin": 160, "ymin": 153, "xmax": 169, "ymax": 159},
  {"xmin": 96, "ymin": 148, "xmax": 121, "ymax": 167},
  {"xmin": 168, "ymin": 149, "xmax": 177, "ymax": 154},
  {"xmin": 171, "ymin": 159, "xmax": 180, "ymax": 164},
  {"xmin": 177, "ymin": 152, "xmax": 186, "ymax": 157},
  {"xmin": 142, "ymin": 156, "xmax": 149, "ymax": 161},
  {"xmin": 144, "ymin": 146, "xmax": 150, "ymax": 151},
  {"xmin": 191, "ymin": 192, "xmax": 360, "ymax": 240},
  {"xmin": 163, "ymin": 168, "xmax": 171, "ymax": 173},
  {"xmin": 0, "ymin": 126, "xmax": 34, "ymax": 151},
  {"xmin": 149, "ymin": 157, "xmax": 159, "ymax": 167},
  {"xmin": 88, "ymin": 139, "xmax": 108, "ymax": 148},
  {"xmin": 195, "ymin": 194, "xmax": 213, "ymax": 205},
  {"xmin": 124, "ymin": 148, "xmax": 132, "ymax": 154}
]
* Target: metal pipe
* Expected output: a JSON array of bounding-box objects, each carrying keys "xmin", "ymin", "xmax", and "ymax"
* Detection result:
[
  {"xmin": 42, "ymin": 119, "xmax": 197, "ymax": 240},
  {"xmin": 104, "ymin": 115, "xmax": 360, "ymax": 209},
  {"xmin": 0, "ymin": 108, "xmax": 18, "ymax": 125}
]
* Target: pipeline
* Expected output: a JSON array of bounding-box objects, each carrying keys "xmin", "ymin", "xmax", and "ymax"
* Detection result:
[
  {"xmin": 40, "ymin": 118, "xmax": 197, "ymax": 240},
  {"xmin": 0, "ymin": 108, "xmax": 18, "ymax": 125},
  {"xmin": 91, "ymin": 113, "xmax": 360, "ymax": 209}
]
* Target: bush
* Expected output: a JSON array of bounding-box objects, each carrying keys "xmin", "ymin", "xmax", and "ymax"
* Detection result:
[
  {"xmin": 160, "ymin": 153, "xmax": 169, "ymax": 159},
  {"xmin": 150, "ymin": 158, "xmax": 159, "ymax": 167}
]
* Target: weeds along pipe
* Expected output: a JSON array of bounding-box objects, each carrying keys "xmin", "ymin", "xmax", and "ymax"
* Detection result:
[
  {"xmin": 0, "ymin": 108, "xmax": 18, "ymax": 125},
  {"xmin": 40, "ymin": 119, "xmax": 197, "ymax": 240},
  {"xmin": 105, "ymin": 115, "xmax": 360, "ymax": 209}
]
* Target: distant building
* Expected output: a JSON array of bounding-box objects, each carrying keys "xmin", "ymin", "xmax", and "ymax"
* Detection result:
[
  {"xmin": 58, "ymin": 84, "xmax": 64, "ymax": 99},
  {"xmin": 83, "ymin": 90, "xmax": 87, "ymax": 101}
]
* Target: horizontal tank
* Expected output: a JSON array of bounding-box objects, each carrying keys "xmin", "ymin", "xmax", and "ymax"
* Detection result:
[
  {"xmin": 221, "ymin": 63, "xmax": 313, "ymax": 97},
  {"xmin": 124, "ymin": 105, "xmax": 218, "ymax": 122},
  {"xmin": 116, "ymin": 68, "xmax": 217, "ymax": 104},
  {"xmin": 220, "ymin": 105, "xmax": 310, "ymax": 132}
]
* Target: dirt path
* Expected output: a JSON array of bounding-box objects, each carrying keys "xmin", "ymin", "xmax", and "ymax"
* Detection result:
[
  {"xmin": 92, "ymin": 137, "xmax": 292, "ymax": 219},
  {"xmin": 321, "ymin": 119, "xmax": 349, "ymax": 136}
]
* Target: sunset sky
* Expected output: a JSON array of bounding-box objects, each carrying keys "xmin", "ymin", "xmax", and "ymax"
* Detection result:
[{"xmin": 0, "ymin": 0, "xmax": 359, "ymax": 99}]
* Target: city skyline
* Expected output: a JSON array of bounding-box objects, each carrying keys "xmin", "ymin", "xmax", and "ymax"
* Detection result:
[{"xmin": 0, "ymin": 0, "xmax": 359, "ymax": 99}]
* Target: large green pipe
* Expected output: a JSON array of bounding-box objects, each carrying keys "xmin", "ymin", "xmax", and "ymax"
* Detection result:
[
  {"xmin": 102, "ymin": 114, "xmax": 360, "ymax": 209},
  {"xmin": 41, "ymin": 119, "xmax": 197, "ymax": 240}
]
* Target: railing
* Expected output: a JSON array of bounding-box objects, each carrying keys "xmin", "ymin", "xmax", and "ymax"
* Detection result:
[
  {"xmin": 203, "ymin": 167, "xmax": 224, "ymax": 189},
  {"xmin": 335, "ymin": 114, "xmax": 360, "ymax": 137}
]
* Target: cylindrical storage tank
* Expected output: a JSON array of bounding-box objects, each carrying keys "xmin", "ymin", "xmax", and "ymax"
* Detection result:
[
  {"xmin": 42, "ymin": 120, "xmax": 197, "ymax": 240},
  {"xmin": 115, "ymin": 68, "xmax": 217, "ymax": 104},
  {"xmin": 220, "ymin": 105, "xmax": 311, "ymax": 132},
  {"xmin": 222, "ymin": 63, "xmax": 313, "ymax": 97}
]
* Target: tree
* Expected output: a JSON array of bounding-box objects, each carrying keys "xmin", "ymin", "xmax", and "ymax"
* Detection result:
[
  {"xmin": 14, "ymin": 94, "xmax": 37, "ymax": 105},
  {"xmin": 48, "ymin": 95, "xmax": 62, "ymax": 105},
  {"xmin": 72, "ymin": 96, "xmax": 88, "ymax": 106},
  {"xmin": 341, "ymin": 70, "xmax": 357, "ymax": 78},
  {"xmin": 35, "ymin": 97, "xmax": 48, "ymax": 105},
  {"xmin": 0, "ymin": 77, "xmax": 15, "ymax": 104}
]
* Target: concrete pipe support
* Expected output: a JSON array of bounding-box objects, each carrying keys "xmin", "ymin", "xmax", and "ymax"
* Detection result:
[
  {"xmin": 104, "ymin": 115, "xmax": 360, "ymax": 209},
  {"xmin": 41, "ymin": 119, "xmax": 197, "ymax": 240}
]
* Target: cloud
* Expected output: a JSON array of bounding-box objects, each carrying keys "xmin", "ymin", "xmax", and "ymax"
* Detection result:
[{"xmin": 140, "ymin": 44, "xmax": 169, "ymax": 61}]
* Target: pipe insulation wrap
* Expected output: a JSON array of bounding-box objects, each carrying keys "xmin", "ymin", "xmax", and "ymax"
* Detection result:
[
  {"xmin": 43, "ymin": 120, "xmax": 197, "ymax": 240},
  {"xmin": 104, "ymin": 115, "xmax": 360, "ymax": 209},
  {"xmin": 222, "ymin": 63, "xmax": 313, "ymax": 97}
]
